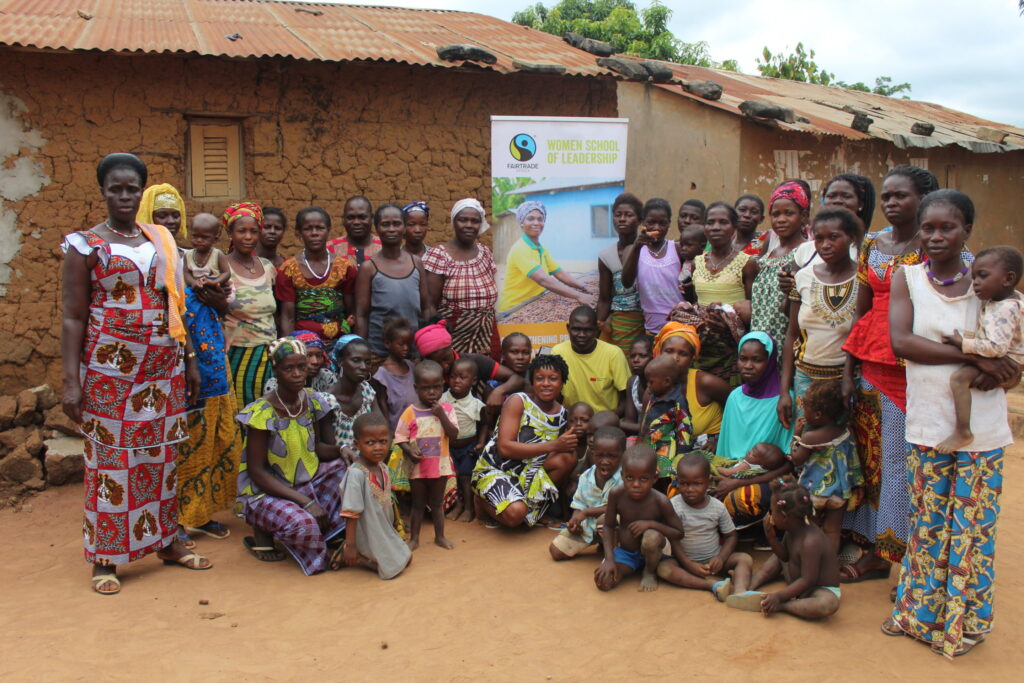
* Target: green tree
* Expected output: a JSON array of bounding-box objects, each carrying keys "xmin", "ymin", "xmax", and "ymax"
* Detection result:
[
  {"xmin": 512, "ymin": 0, "xmax": 738, "ymax": 69},
  {"xmin": 837, "ymin": 76, "xmax": 912, "ymax": 98},
  {"xmin": 759, "ymin": 44, "xmax": 912, "ymax": 98}
]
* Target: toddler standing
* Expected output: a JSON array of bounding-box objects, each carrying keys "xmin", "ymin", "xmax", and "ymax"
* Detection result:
[
  {"xmin": 442, "ymin": 357, "xmax": 488, "ymax": 523},
  {"xmin": 394, "ymin": 360, "xmax": 459, "ymax": 550},
  {"xmin": 336, "ymin": 413, "xmax": 411, "ymax": 579}
]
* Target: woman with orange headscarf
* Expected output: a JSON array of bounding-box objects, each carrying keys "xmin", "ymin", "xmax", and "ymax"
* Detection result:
[{"xmin": 652, "ymin": 322, "xmax": 731, "ymax": 446}]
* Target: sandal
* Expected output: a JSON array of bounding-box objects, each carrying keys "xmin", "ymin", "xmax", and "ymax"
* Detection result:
[
  {"xmin": 880, "ymin": 617, "xmax": 904, "ymax": 637},
  {"xmin": 712, "ymin": 578, "xmax": 732, "ymax": 602},
  {"xmin": 839, "ymin": 563, "xmax": 889, "ymax": 583},
  {"xmin": 176, "ymin": 527, "xmax": 197, "ymax": 550},
  {"xmin": 91, "ymin": 572, "xmax": 121, "ymax": 596},
  {"xmin": 725, "ymin": 590, "xmax": 766, "ymax": 612},
  {"xmin": 329, "ymin": 541, "xmax": 347, "ymax": 571},
  {"xmin": 161, "ymin": 552, "xmax": 213, "ymax": 570},
  {"xmin": 933, "ymin": 634, "xmax": 985, "ymax": 657},
  {"xmin": 243, "ymin": 536, "xmax": 285, "ymax": 562},
  {"xmin": 185, "ymin": 521, "xmax": 231, "ymax": 540}
]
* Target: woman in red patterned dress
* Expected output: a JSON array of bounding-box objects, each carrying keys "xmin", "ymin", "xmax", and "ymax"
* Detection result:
[{"xmin": 61, "ymin": 154, "xmax": 209, "ymax": 595}]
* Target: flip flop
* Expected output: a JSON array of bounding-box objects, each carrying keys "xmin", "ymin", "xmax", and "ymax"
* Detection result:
[
  {"xmin": 839, "ymin": 563, "xmax": 889, "ymax": 584},
  {"xmin": 243, "ymin": 536, "xmax": 285, "ymax": 562},
  {"xmin": 329, "ymin": 541, "xmax": 347, "ymax": 571},
  {"xmin": 726, "ymin": 590, "xmax": 766, "ymax": 612},
  {"xmin": 482, "ymin": 520, "xmax": 500, "ymax": 529},
  {"xmin": 712, "ymin": 578, "xmax": 732, "ymax": 602},
  {"xmin": 162, "ymin": 552, "xmax": 213, "ymax": 570},
  {"xmin": 91, "ymin": 573, "xmax": 121, "ymax": 596},
  {"xmin": 185, "ymin": 521, "xmax": 231, "ymax": 539},
  {"xmin": 880, "ymin": 617, "xmax": 904, "ymax": 637}
]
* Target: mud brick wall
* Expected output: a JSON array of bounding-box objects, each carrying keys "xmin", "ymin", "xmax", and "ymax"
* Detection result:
[{"xmin": 0, "ymin": 50, "xmax": 617, "ymax": 390}]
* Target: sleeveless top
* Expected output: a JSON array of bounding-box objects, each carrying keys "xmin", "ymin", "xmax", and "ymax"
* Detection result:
[
  {"xmin": 903, "ymin": 264, "xmax": 1011, "ymax": 452},
  {"xmin": 184, "ymin": 247, "xmax": 224, "ymax": 281},
  {"xmin": 598, "ymin": 243, "xmax": 641, "ymax": 312},
  {"xmin": 693, "ymin": 252, "xmax": 750, "ymax": 306},
  {"xmin": 637, "ymin": 243, "xmax": 683, "ymax": 333},
  {"xmin": 685, "ymin": 369, "xmax": 723, "ymax": 436},
  {"xmin": 368, "ymin": 258, "xmax": 421, "ymax": 354},
  {"xmin": 224, "ymin": 257, "xmax": 277, "ymax": 348}
]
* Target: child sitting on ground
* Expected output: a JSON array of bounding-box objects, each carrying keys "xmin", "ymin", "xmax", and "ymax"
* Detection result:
[
  {"xmin": 595, "ymin": 444, "xmax": 684, "ymax": 592},
  {"xmin": 639, "ymin": 355, "xmax": 693, "ymax": 484},
  {"xmin": 184, "ymin": 213, "xmax": 232, "ymax": 292},
  {"xmin": 790, "ymin": 380, "xmax": 863, "ymax": 551},
  {"xmin": 726, "ymin": 476, "xmax": 841, "ymax": 619},
  {"xmin": 657, "ymin": 452, "xmax": 752, "ymax": 600},
  {"xmin": 622, "ymin": 337, "xmax": 652, "ymax": 434},
  {"xmin": 710, "ymin": 442, "xmax": 786, "ymax": 479},
  {"xmin": 335, "ymin": 413, "xmax": 411, "ymax": 579},
  {"xmin": 677, "ymin": 223, "xmax": 707, "ymax": 304},
  {"xmin": 442, "ymin": 357, "xmax": 488, "ymax": 523},
  {"xmin": 394, "ymin": 360, "xmax": 459, "ymax": 550},
  {"xmin": 938, "ymin": 245, "xmax": 1024, "ymax": 453},
  {"xmin": 550, "ymin": 426, "xmax": 625, "ymax": 561}
]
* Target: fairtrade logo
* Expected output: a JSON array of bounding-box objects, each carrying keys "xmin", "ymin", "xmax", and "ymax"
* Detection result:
[{"xmin": 510, "ymin": 134, "xmax": 537, "ymax": 162}]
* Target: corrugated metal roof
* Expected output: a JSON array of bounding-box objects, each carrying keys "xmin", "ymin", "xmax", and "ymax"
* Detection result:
[
  {"xmin": 0, "ymin": 0, "xmax": 611, "ymax": 75},
  {"xmin": 1, "ymin": 0, "xmax": 1020, "ymax": 151},
  {"xmin": 649, "ymin": 62, "xmax": 1024, "ymax": 152}
]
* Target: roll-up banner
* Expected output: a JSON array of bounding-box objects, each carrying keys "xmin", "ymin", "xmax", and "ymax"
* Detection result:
[{"xmin": 491, "ymin": 115, "xmax": 629, "ymax": 352}]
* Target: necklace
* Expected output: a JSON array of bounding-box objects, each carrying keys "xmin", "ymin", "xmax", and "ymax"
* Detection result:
[
  {"xmin": 648, "ymin": 240, "xmax": 668, "ymax": 259},
  {"xmin": 302, "ymin": 249, "xmax": 332, "ymax": 280},
  {"xmin": 274, "ymin": 388, "xmax": 306, "ymax": 419},
  {"xmin": 925, "ymin": 258, "xmax": 969, "ymax": 287},
  {"xmin": 105, "ymin": 221, "xmax": 140, "ymax": 239},
  {"xmin": 706, "ymin": 248, "xmax": 737, "ymax": 274},
  {"xmin": 231, "ymin": 251, "xmax": 259, "ymax": 275},
  {"xmin": 192, "ymin": 249, "xmax": 211, "ymax": 269}
]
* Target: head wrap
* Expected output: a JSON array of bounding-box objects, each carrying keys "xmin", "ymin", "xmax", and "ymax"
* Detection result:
[
  {"xmin": 769, "ymin": 182, "xmax": 810, "ymax": 213},
  {"xmin": 516, "ymin": 200, "xmax": 547, "ymax": 226},
  {"xmin": 221, "ymin": 202, "xmax": 264, "ymax": 232},
  {"xmin": 402, "ymin": 201, "xmax": 430, "ymax": 217},
  {"xmin": 332, "ymin": 333, "xmax": 365, "ymax": 366},
  {"xmin": 738, "ymin": 331, "xmax": 781, "ymax": 399},
  {"xmin": 268, "ymin": 336, "xmax": 308, "ymax": 366},
  {"xmin": 450, "ymin": 198, "xmax": 490, "ymax": 234},
  {"xmin": 652, "ymin": 322, "xmax": 702, "ymax": 359},
  {"xmin": 414, "ymin": 321, "xmax": 452, "ymax": 357},
  {"xmin": 137, "ymin": 183, "xmax": 187, "ymax": 238},
  {"xmin": 292, "ymin": 330, "xmax": 325, "ymax": 351}
]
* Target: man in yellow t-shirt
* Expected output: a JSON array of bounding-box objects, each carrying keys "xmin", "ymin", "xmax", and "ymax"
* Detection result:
[{"xmin": 552, "ymin": 306, "xmax": 630, "ymax": 414}]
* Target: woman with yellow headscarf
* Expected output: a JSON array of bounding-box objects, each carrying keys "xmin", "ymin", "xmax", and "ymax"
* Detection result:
[
  {"xmin": 652, "ymin": 322, "xmax": 730, "ymax": 442},
  {"xmin": 138, "ymin": 183, "xmax": 243, "ymax": 542}
]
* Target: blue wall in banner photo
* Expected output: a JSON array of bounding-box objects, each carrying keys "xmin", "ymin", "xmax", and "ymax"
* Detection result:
[{"xmin": 517, "ymin": 183, "xmax": 625, "ymax": 265}]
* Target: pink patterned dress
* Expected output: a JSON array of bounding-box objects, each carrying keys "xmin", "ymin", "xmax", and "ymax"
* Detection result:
[{"xmin": 63, "ymin": 230, "xmax": 188, "ymax": 566}]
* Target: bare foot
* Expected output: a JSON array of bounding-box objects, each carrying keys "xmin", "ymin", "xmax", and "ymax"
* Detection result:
[
  {"xmin": 434, "ymin": 536, "xmax": 455, "ymax": 550},
  {"xmin": 639, "ymin": 569, "xmax": 659, "ymax": 592},
  {"xmin": 457, "ymin": 507, "xmax": 475, "ymax": 523},
  {"xmin": 936, "ymin": 428, "xmax": 973, "ymax": 454},
  {"xmin": 407, "ymin": 537, "xmax": 420, "ymax": 551}
]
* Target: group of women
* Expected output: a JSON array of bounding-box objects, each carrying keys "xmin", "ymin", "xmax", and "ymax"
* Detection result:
[{"xmin": 61, "ymin": 152, "xmax": 1011, "ymax": 660}]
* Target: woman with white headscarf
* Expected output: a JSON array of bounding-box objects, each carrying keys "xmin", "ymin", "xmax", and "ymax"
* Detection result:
[
  {"xmin": 423, "ymin": 198, "xmax": 502, "ymax": 359},
  {"xmin": 496, "ymin": 200, "xmax": 595, "ymax": 317}
]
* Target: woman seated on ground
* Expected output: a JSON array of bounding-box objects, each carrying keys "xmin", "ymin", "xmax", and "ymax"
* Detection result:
[
  {"xmin": 236, "ymin": 337, "xmax": 348, "ymax": 575},
  {"xmin": 472, "ymin": 354, "xmax": 579, "ymax": 528},
  {"xmin": 713, "ymin": 332, "xmax": 794, "ymax": 528}
]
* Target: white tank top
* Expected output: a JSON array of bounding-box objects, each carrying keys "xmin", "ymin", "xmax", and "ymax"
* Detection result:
[{"xmin": 904, "ymin": 263, "xmax": 1012, "ymax": 451}]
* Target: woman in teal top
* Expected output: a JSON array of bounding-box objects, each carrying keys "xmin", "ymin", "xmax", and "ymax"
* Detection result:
[{"xmin": 714, "ymin": 332, "xmax": 794, "ymax": 527}]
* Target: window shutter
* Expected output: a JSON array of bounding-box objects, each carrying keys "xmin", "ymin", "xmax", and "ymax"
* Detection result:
[{"xmin": 189, "ymin": 122, "xmax": 242, "ymax": 198}]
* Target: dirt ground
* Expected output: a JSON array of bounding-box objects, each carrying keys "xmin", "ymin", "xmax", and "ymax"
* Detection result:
[{"xmin": 2, "ymin": 450, "xmax": 1023, "ymax": 681}]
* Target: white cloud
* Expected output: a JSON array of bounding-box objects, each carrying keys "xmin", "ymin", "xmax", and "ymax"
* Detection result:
[{"xmin": 319, "ymin": 0, "xmax": 1024, "ymax": 127}]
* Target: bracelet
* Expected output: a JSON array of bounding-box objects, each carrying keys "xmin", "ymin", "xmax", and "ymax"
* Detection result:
[
  {"xmin": 302, "ymin": 499, "xmax": 316, "ymax": 510},
  {"xmin": 186, "ymin": 352, "xmax": 197, "ymax": 359}
]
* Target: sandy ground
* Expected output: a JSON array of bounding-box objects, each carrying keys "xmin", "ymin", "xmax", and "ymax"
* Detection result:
[{"xmin": 2, "ymin": 451, "xmax": 1023, "ymax": 681}]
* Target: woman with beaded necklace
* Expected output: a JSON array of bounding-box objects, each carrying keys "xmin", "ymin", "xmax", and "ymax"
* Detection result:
[{"xmin": 277, "ymin": 206, "xmax": 357, "ymax": 354}]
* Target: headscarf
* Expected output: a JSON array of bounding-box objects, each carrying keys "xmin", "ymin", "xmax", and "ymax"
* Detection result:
[
  {"xmin": 402, "ymin": 201, "xmax": 429, "ymax": 217},
  {"xmin": 269, "ymin": 336, "xmax": 309, "ymax": 366},
  {"xmin": 769, "ymin": 181, "xmax": 810, "ymax": 213},
  {"xmin": 450, "ymin": 198, "xmax": 490, "ymax": 234},
  {"xmin": 516, "ymin": 200, "xmax": 546, "ymax": 226},
  {"xmin": 221, "ymin": 202, "xmax": 263, "ymax": 232},
  {"xmin": 332, "ymin": 333, "xmax": 364, "ymax": 366},
  {"xmin": 652, "ymin": 322, "xmax": 702, "ymax": 359},
  {"xmin": 414, "ymin": 320, "xmax": 452, "ymax": 357},
  {"xmin": 137, "ymin": 183, "xmax": 187, "ymax": 238},
  {"xmin": 292, "ymin": 330, "xmax": 325, "ymax": 352},
  {"xmin": 738, "ymin": 331, "xmax": 781, "ymax": 399}
]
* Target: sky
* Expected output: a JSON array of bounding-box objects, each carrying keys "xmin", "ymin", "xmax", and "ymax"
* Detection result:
[{"xmin": 326, "ymin": 0, "xmax": 1024, "ymax": 127}]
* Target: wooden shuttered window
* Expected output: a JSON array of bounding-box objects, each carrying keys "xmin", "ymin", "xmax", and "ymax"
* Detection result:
[{"xmin": 189, "ymin": 120, "xmax": 243, "ymax": 198}]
